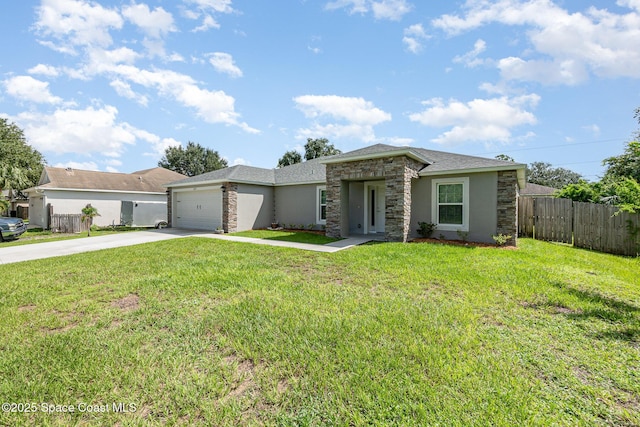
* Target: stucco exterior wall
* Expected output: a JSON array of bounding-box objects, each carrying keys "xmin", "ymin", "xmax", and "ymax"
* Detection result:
[
  {"xmin": 410, "ymin": 172, "xmax": 498, "ymax": 243},
  {"xmin": 32, "ymin": 190, "xmax": 165, "ymax": 227},
  {"xmin": 236, "ymin": 184, "xmax": 274, "ymax": 231},
  {"xmin": 274, "ymin": 184, "xmax": 320, "ymax": 228}
]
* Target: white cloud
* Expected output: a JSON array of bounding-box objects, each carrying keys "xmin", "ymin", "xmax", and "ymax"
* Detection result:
[
  {"xmin": 618, "ymin": 0, "xmax": 640, "ymax": 11},
  {"xmin": 453, "ymin": 39, "xmax": 488, "ymax": 67},
  {"xmin": 382, "ymin": 137, "xmax": 414, "ymax": 146},
  {"xmin": 35, "ymin": 0, "xmax": 123, "ymax": 50},
  {"xmin": 2, "ymin": 76, "xmax": 63, "ymax": 105},
  {"xmin": 14, "ymin": 105, "xmax": 136, "ymax": 156},
  {"xmin": 232, "ymin": 158, "xmax": 250, "ymax": 166},
  {"xmin": 193, "ymin": 14, "xmax": 220, "ymax": 31},
  {"xmin": 122, "ymin": 3, "xmax": 176, "ymax": 39},
  {"xmin": 208, "ymin": 52, "xmax": 243, "ymax": 78},
  {"xmin": 325, "ymin": 0, "xmax": 412, "ymax": 20},
  {"xmin": 28, "ymin": 64, "xmax": 60, "ymax": 77},
  {"xmin": 403, "ymin": 24, "xmax": 429, "ymax": 54},
  {"xmin": 432, "ymin": 0, "xmax": 640, "ymax": 84},
  {"xmin": 183, "ymin": 0, "xmax": 234, "ymax": 31},
  {"xmin": 122, "ymin": 3, "xmax": 177, "ymax": 59},
  {"xmin": 53, "ymin": 161, "xmax": 99, "ymax": 171},
  {"xmin": 583, "ymin": 124, "xmax": 601, "ymax": 136},
  {"xmin": 497, "ymin": 56, "xmax": 589, "ymax": 85},
  {"xmin": 409, "ymin": 94, "xmax": 540, "ymax": 145},
  {"xmin": 130, "ymin": 128, "xmax": 181, "ymax": 156},
  {"xmin": 294, "ymin": 95, "xmax": 391, "ymax": 142},
  {"xmin": 110, "ymin": 80, "xmax": 149, "ymax": 106},
  {"xmin": 371, "ymin": 0, "xmax": 412, "ymax": 21}
]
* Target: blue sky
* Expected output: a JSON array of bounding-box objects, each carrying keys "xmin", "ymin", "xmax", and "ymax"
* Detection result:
[{"xmin": 1, "ymin": 0, "xmax": 639, "ymax": 181}]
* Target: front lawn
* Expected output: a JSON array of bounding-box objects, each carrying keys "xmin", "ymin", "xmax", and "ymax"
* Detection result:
[
  {"xmin": 0, "ymin": 238, "xmax": 638, "ymax": 426},
  {"xmin": 231, "ymin": 229, "xmax": 340, "ymax": 245}
]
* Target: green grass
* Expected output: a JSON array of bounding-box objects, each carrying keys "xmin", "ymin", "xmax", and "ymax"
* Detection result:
[
  {"xmin": 231, "ymin": 229, "xmax": 340, "ymax": 245},
  {"xmin": 0, "ymin": 238, "xmax": 638, "ymax": 426},
  {"xmin": 0, "ymin": 226, "xmax": 146, "ymax": 247}
]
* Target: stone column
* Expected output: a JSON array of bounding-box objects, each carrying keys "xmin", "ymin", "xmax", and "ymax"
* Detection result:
[
  {"xmin": 166, "ymin": 189, "xmax": 172, "ymax": 227},
  {"xmin": 497, "ymin": 170, "xmax": 518, "ymax": 246},
  {"xmin": 384, "ymin": 157, "xmax": 420, "ymax": 242},
  {"xmin": 325, "ymin": 164, "xmax": 343, "ymax": 238},
  {"xmin": 222, "ymin": 182, "xmax": 238, "ymax": 233}
]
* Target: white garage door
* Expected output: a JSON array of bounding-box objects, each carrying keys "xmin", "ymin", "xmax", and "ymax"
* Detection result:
[{"xmin": 174, "ymin": 189, "xmax": 222, "ymax": 230}]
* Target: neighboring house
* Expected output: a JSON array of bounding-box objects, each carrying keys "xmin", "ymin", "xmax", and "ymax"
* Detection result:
[
  {"xmin": 519, "ymin": 183, "xmax": 557, "ymax": 198},
  {"xmin": 165, "ymin": 144, "xmax": 526, "ymax": 245},
  {"xmin": 25, "ymin": 167, "xmax": 186, "ymax": 228}
]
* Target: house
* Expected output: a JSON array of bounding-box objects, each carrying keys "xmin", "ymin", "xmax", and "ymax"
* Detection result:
[
  {"xmin": 519, "ymin": 183, "xmax": 557, "ymax": 198},
  {"xmin": 165, "ymin": 144, "xmax": 526, "ymax": 245},
  {"xmin": 25, "ymin": 167, "xmax": 186, "ymax": 228}
]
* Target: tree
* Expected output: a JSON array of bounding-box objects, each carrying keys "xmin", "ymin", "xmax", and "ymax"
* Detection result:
[
  {"xmin": 495, "ymin": 154, "xmax": 515, "ymax": 162},
  {"xmin": 602, "ymin": 140, "xmax": 640, "ymax": 183},
  {"xmin": 81, "ymin": 204, "xmax": 100, "ymax": 236},
  {"xmin": 277, "ymin": 150, "xmax": 302, "ymax": 168},
  {"xmin": 303, "ymin": 138, "xmax": 341, "ymax": 161},
  {"xmin": 526, "ymin": 161, "xmax": 582, "ymax": 188},
  {"xmin": 555, "ymin": 180, "xmax": 601, "ymax": 203},
  {"xmin": 0, "ymin": 118, "xmax": 46, "ymax": 192},
  {"xmin": 158, "ymin": 142, "xmax": 228, "ymax": 177}
]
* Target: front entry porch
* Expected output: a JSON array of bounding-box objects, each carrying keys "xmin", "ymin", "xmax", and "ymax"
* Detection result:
[{"xmin": 324, "ymin": 155, "xmax": 423, "ymax": 242}]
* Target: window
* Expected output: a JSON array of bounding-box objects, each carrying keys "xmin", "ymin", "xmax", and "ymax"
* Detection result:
[
  {"xmin": 316, "ymin": 186, "xmax": 327, "ymax": 224},
  {"xmin": 432, "ymin": 177, "xmax": 469, "ymax": 231}
]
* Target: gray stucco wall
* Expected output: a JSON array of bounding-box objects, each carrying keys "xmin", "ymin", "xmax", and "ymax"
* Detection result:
[
  {"xmin": 410, "ymin": 172, "xmax": 498, "ymax": 243},
  {"xmin": 274, "ymin": 184, "xmax": 322, "ymax": 228},
  {"xmin": 236, "ymin": 184, "xmax": 274, "ymax": 231}
]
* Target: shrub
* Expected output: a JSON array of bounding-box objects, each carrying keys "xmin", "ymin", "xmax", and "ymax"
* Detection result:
[
  {"xmin": 416, "ymin": 222, "xmax": 436, "ymax": 238},
  {"xmin": 492, "ymin": 233, "xmax": 512, "ymax": 246}
]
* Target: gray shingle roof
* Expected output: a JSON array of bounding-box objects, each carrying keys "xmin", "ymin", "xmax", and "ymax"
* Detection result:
[
  {"xmin": 166, "ymin": 143, "xmax": 525, "ymax": 188},
  {"xmin": 274, "ymin": 158, "xmax": 326, "ymax": 185},
  {"xmin": 520, "ymin": 183, "xmax": 557, "ymax": 196},
  {"xmin": 165, "ymin": 165, "xmax": 276, "ymax": 187}
]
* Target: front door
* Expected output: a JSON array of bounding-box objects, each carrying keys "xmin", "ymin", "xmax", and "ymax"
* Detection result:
[{"xmin": 365, "ymin": 182, "xmax": 385, "ymax": 234}]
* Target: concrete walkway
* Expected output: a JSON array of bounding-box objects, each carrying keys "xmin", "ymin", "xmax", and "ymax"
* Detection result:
[
  {"xmin": 0, "ymin": 230, "xmax": 372, "ymax": 265},
  {"xmin": 199, "ymin": 233, "xmax": 373, "ymax": 253}
]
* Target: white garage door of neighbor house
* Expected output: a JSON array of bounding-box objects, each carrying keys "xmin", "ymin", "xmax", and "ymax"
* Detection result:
[{"xmin": 175, "ymin": 189, "xmax": 222, "ymax": 230}]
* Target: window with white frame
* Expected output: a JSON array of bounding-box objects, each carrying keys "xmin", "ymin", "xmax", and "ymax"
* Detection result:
[
  {"xmin": 431, "ymin": 177, "xmax": 469, "ymax": 231},
  {"xmin": 316, "ymin": 186, "xmax": 327, "ymax": 224}
]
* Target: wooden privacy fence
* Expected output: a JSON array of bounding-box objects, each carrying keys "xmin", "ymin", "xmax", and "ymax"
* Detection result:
[
  {"xmin": 50, "ymin": 214, "xmax": 89, "ymax": 234},
  {"xmin": 519, "ymin": 197, "xmax": 640, "ymax": 257}
]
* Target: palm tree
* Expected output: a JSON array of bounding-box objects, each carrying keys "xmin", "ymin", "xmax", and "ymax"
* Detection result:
[
  {"xmin": 0, "ymin": 165, "xmax": 30, "ymax": 193},
  {"xmin": 0, "ymin": 198, "xmax": 8, "ymax": 216},
  {"xmin": 81, "ymin": 204, "xmax": 100, "ymax": 236}
]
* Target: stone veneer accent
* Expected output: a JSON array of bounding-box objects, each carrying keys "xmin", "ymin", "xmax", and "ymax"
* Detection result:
[
  {"xmin": 326, "ymin": 156, "xmax": 422, "ymax": 242},
  {"xmin": 222, "ymin": 182, "xmax": 238, "ymax": 233},
  {"xmin": 166, "ymin": 190, "xmax": 172, "ymax": 227},
  {"xmin": 496, "ymin": 170, "xmax": 518, "ymax": 246}
]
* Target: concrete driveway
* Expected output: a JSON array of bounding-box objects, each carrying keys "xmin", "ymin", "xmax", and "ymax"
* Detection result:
[
  {"xmin": 0, "ymin": 229, "xmax": 193, "ymax": 265},
  {"xmin": 0, "ymin": 229, "xmax": 372, "ymax": 265}
]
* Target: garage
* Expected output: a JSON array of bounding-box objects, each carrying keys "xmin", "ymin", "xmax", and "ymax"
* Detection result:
[{"xmin": 174, "ymin": 188, "xmax": 222, "ymax": 230}]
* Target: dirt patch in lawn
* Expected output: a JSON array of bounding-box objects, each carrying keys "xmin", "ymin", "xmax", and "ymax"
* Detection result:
[{"xmin": 111, "ymin": 294, "xmax": 140, "ymax": 311}]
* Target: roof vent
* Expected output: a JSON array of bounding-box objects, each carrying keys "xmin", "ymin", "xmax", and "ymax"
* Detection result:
[{"xmin": 65, "ymin": 167, "xmax": 73, "ymax": 172}]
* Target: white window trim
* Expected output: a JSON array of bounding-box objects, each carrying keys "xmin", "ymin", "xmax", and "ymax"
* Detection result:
[
  {"xmin": 316, "ymin": 185, "xmax": 327, "ymax": 225},
  {"xmin": 431, "ymin": 177, "xmax": 469, "ymax": 232}
]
